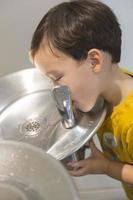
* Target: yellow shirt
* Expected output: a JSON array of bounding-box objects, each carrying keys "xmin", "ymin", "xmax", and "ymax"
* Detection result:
[{"xmin": 97, "ymin": 69, "xmax": 133, "ymax": 200}]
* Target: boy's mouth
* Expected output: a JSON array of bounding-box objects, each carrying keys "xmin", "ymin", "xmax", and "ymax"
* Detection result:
[
  {"xmin": 72, "ymin": 101, "xmax": 80, "ymax": 110},
  {"xmin": 73, "ymin": 101, "xmax": 78, "ymax": 108},
  {"xmin": 73, "ymin": 101, "xmax": 94, "ymax": 113}
]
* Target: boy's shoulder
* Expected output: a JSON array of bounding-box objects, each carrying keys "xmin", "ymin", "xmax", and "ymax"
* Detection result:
[
  {"xmin": 121, "ymin": 67, "xmax": 133, "ymax": 77},
  {"xmin": 112, "ymin": 89, "xmax": 133, "ymax": 130},
  {"xmin": 115, "ymin": 67, "xmax": 133, "ymax": 124}
]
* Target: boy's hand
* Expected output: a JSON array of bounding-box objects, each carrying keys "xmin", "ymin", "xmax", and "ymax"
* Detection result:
[{"xmin": 67, "ymin": 141, "xmax": 110, "ymax": 176}]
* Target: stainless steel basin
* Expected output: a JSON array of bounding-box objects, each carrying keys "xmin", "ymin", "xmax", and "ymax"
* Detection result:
[
  {"xmin": 0, "ymin": 140, "xmax": 79, "ymax": 200},
  {"xmin": 0, "ymin": 68, "xmax": 107, "ymax": 161},
  {"xmin": 0, "ymin": 68, "xmax": 61, "ymax": 150}
]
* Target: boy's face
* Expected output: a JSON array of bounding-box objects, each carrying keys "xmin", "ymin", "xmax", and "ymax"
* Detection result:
[{"xmin": 33, "ymin": 45, "xmax": 101, "ymax": 112}]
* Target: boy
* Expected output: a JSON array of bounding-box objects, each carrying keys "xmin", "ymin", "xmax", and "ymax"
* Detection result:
[{"xmin": 29, "ymin": 0, "xmax": 133, "ymax": 199}]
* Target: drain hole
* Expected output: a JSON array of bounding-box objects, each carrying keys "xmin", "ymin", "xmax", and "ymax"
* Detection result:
[{"xmin": 19, "ymin": 119, "xmax": 42, "ymax": 137}]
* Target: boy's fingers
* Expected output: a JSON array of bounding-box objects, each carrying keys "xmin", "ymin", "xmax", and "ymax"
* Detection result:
[
  {"xmin": 67, "ymin": 160, "xmax": 83, "ymax": 169},
  {"xmin": 68, "ymin": 167, "xmax": 86, "ymax": 176}
]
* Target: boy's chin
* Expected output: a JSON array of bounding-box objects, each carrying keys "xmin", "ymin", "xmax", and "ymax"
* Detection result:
[
  {"xmin": 73, "ymin": 101, "xmax": 95, "ymax": 113},
  {"xmin": 75, "ymin": 104, "xmax": 94, "ymax": 113},
  {"xmin": 79, "ymin": 108, "xmax": 91, "ymax": 113}
]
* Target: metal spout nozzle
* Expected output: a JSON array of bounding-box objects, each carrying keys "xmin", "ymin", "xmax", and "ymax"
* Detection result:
[{"xmin": 52, "ymin": 85, "xmax": 76, "ymax": 129}]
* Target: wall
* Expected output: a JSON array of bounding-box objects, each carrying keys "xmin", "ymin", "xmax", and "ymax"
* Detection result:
[
  {"xmin": 0, "ymin": 0, "xmax": 63, "ymax": 76},
  {"xmin": 0, "ymin": 0, "xmax": 132, "ymax": 196},
  {"xmin": 0, "ymin": 0, "xmax": 132, "ymax": 77}
]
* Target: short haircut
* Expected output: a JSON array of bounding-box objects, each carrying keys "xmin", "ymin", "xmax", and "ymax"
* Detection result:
[{"xmin": 30, "ymin": 0, "xmax": 122, "ymax": 63}]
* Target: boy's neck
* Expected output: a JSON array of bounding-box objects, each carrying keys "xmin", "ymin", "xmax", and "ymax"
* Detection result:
[{"xmin": 101, "ymin": 65, "xmax": 133, "ymax": 108}]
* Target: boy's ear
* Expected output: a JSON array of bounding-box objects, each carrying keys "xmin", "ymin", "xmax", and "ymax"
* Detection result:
[{"xmin": 87, "ymin": 49, "xmax": 103, "ymax": 73}]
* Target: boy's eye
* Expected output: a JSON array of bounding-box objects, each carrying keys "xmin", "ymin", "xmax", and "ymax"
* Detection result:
[
  {"xmin": 48, "ymin": 74, "xmax": 63, "ymax": 82},
  {"xmin": 55, "ymin": 76, "xmax": 63, "ymax": 81},
  {"xmin": 53, "ymin": 75, "xmax": 63, "ymax": 82}
]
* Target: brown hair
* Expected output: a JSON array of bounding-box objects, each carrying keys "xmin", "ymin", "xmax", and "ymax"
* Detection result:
[{"xmin": 30, "ymin": 0, "xmax": 121, "ymax": 63}]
